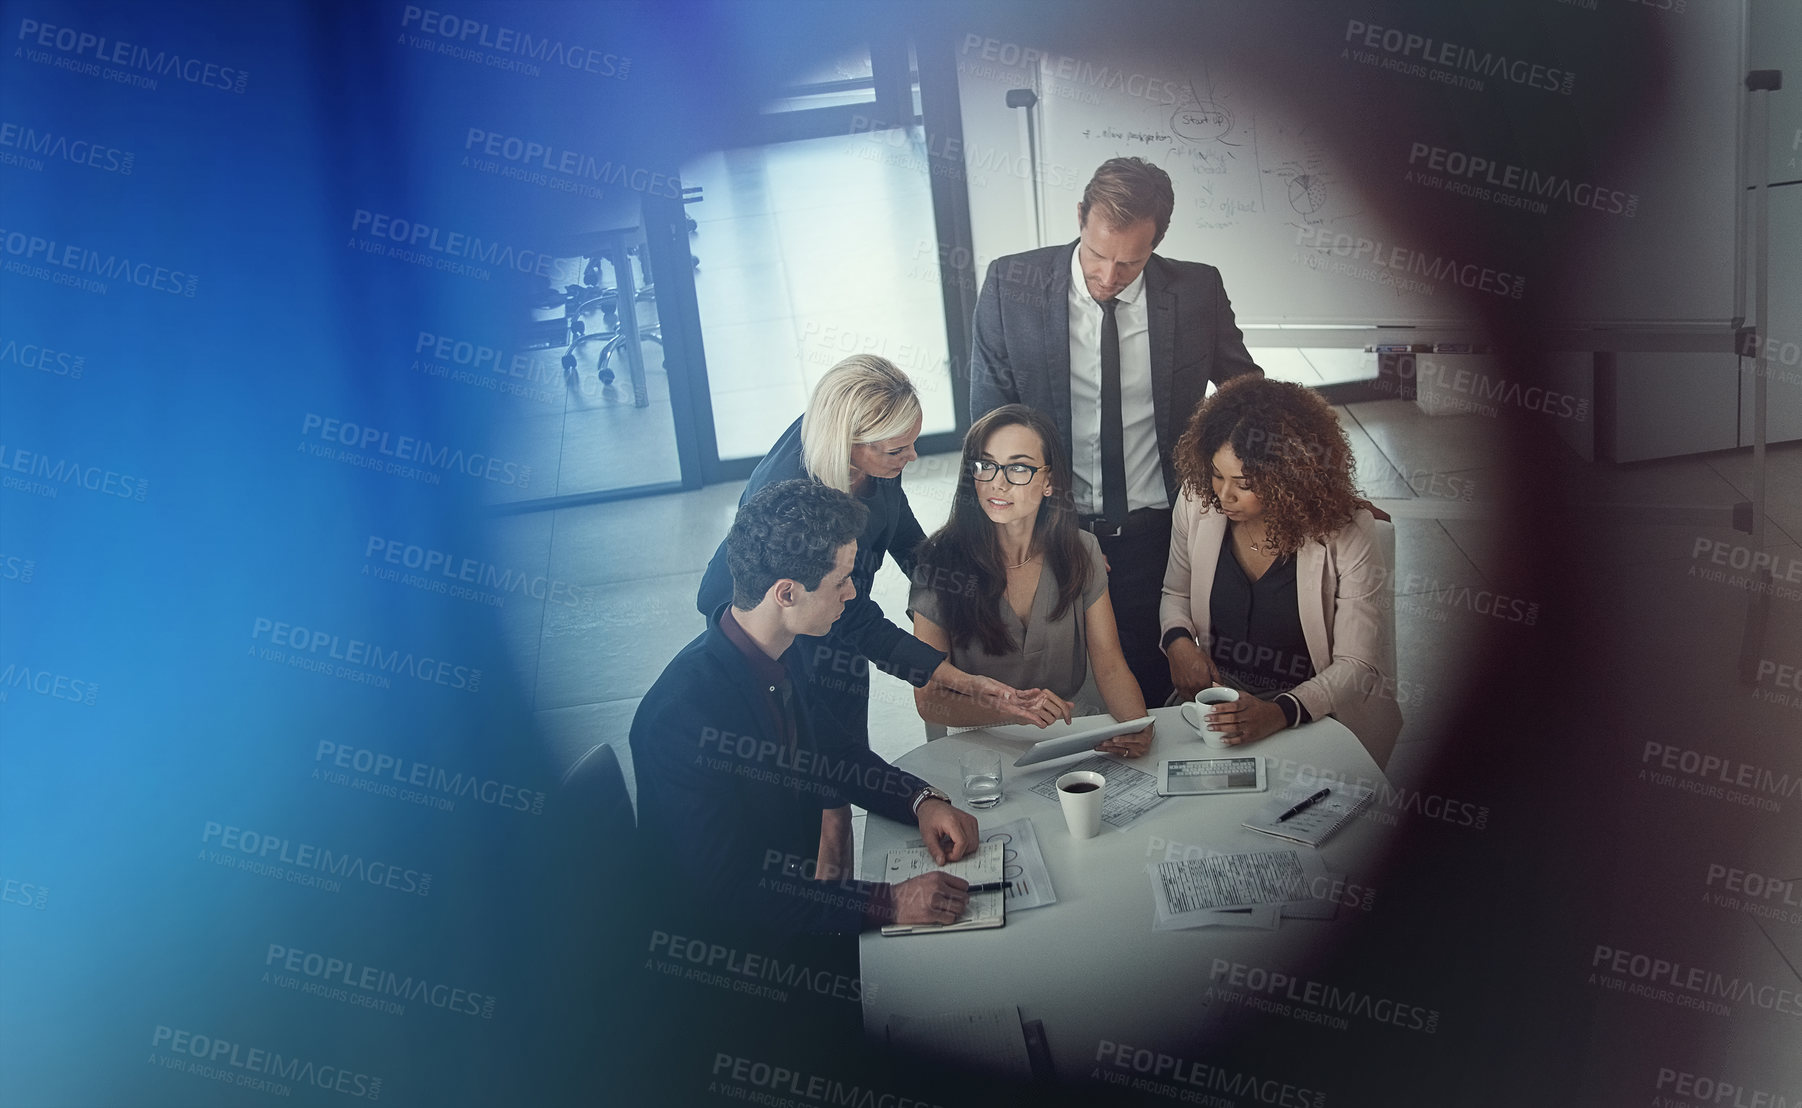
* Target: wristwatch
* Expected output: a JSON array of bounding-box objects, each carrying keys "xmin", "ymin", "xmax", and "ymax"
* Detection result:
[{"xmin": 910, "ymin": 785, "xmax": 951, "ymax": 815}]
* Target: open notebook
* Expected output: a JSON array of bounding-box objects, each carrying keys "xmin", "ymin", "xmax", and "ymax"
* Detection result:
[
  {"xmin": 879, "ymin": 839, "xmax": 1006, "ymax": 936},
  {"xmin": 1242, "ymin": 781, "xmax": 1374, "ymax": 847}
]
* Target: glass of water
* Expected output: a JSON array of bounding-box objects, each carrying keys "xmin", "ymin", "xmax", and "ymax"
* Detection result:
[{"xmin": 960, "ymin": 749, "xmax": 1003, "ymax": 809}]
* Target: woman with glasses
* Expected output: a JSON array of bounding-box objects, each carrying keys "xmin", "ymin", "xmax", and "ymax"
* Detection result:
[
  {"xmin": 1159, "ymin": 375, "xmax": 1401, "ymax": 767},
  {"xmin": 697, "ymin": 358, "xmax": 1049, "ymax": 875},
  {"xmin": 908, "ymin": 405, "xmax": 1152, "ymax": 755}
]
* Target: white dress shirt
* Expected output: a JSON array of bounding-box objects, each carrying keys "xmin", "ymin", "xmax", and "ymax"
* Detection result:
[{"xmin": 1067, "ymin": 246, "xmax": 1165, "ymax": 517}]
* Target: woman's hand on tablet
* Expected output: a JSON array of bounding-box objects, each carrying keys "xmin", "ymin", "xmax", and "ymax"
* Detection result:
[{"xmin": 1095, "ymin": 721, "xmax": 1153, "ymax": 758}]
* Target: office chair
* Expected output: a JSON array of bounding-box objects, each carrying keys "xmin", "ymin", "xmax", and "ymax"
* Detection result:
[
  {"xmin": 558, "ymin": 249, "xmax": 664, "ymax": 388},
  {"xmin": 541, "ymin": 742, "xmax": 636, "ymax": 1007},
  {"xmin": 1368, "ymin": 517, "xmax": 1399, "ymax": 770},
  {"xmin": 557, "ymin": 740, "xmax": 635, "ymax": 847}
]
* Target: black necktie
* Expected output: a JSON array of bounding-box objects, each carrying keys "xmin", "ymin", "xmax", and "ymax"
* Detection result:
[{"xmin": 1099, "ymin": 297, "xmax": 1127, "ymax": 526}]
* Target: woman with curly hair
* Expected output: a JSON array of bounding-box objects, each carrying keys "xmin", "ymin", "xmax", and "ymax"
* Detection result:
[{"xmin": 1159, "ymin": 375, "xmax": 1401, "ymax": 765}]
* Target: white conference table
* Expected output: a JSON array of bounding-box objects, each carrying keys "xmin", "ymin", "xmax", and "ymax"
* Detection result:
[{"xmin": 859, "ymin": 705, "xmax": 1392, "ymax": 1075}]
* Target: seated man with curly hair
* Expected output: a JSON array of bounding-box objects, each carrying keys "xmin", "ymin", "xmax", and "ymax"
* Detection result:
[{"xmin": 1158, "ymin": 375, "xmax": 1402, "ymax": 766}]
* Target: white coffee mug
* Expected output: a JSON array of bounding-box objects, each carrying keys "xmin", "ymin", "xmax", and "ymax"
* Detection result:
[
  {"xmin": 1180, "ymin": 687, "xmax": 1241, "ymax": 749},
  {"xmin": 1054, "ymin": 770, "xmax": 1106, "ymax": 839}
]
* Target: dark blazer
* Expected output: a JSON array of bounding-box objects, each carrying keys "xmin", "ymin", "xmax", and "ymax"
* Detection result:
[
  {"xmin": 629, "ymin": 607, "xmax": 929, "ymax": 938},
  {"xmin": 697, "ymin": 417, "xmax": 946, "ymax": 746},
  {"xmin": 969, "ymin": 241, "xmax": 1262, "ymax": 504}
]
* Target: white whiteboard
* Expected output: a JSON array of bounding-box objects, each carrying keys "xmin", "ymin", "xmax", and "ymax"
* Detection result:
[{"xmin": 954, "ymin": 3, "xmax": 1747, "ymax": 329}]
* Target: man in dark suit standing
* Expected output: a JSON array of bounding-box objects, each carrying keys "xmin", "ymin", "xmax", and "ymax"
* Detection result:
[{"xmin": 970, "ymin": 156, "xmax": 1262, "ymax": 708}]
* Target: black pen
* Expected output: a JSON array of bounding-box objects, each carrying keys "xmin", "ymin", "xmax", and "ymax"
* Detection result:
[
  {"xmin": 965, "ymin": 881, "xmax": 1014, "ymax": 893},
  {"xmin": 1276, "ymin": 788, "xmax": 1331, "ymax": 822}
]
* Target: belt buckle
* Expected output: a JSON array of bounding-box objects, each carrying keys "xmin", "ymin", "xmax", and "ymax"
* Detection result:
[{"xmin": 1085, "ymin": 515, "xmax": 1125, "ymax": 539}]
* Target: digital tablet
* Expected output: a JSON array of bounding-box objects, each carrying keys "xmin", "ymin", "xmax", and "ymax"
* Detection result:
[
  {"xmin": 1157, "ymin": 756, "xmax": 1268, "ymax": 796},
  {"xmin": 992, "ymin": 715, "xmax": 1155, "ymax": 768}
]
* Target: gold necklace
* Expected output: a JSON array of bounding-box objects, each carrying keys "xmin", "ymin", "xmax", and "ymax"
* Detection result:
[{"xmin": 1005, "ymin": 551, "xmax": 1039, "ymax": 570}]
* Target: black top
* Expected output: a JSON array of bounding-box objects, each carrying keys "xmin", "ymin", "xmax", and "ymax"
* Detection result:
[
  {"xmin": 1208, "ymin": 529, "xmax": 1315, "ymax": 698},
  {"xmin": 697, "ymin": 417, "xmax": 947, "ymax": 694},
  {"xmin": 629, "ymin": 605, "xmax": 929, "ymax": 938}
]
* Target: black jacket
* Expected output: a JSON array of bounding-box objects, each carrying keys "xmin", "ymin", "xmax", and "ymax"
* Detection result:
[
  {"xmin": 630, "ymin": 607, "xmax": 930, "ymax": 937},
  {"xmin": 969, "ymin": 242, "xmax": 1262, "ymax": 503}
]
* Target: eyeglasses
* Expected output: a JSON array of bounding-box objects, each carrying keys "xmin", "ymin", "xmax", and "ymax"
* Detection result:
[{"xmin": 970, "ymin": 460, "xmax": 1047, "ymax": 485}]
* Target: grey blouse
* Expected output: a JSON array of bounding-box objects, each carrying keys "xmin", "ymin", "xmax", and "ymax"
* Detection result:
[{"xmin": 909, "ymin": 531, "xmax": 1110, "ymax": 701}]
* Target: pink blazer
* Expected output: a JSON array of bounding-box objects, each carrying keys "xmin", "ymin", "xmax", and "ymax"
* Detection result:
[{"xmin": 1159, "ymin": 491, "xmax": 1402, "ymax": 767}]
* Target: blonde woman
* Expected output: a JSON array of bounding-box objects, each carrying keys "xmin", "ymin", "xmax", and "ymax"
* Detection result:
[{"xmin": 697, "ymin": 357, "xmax": 1048, "ymax": 874}]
